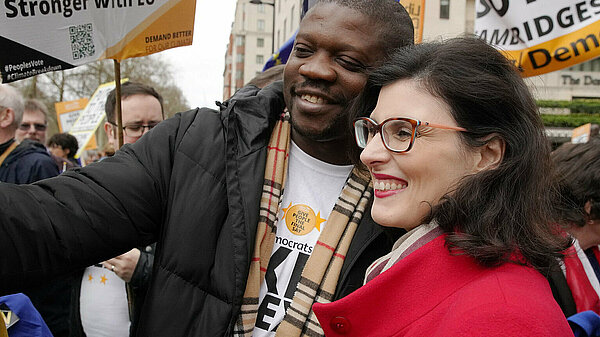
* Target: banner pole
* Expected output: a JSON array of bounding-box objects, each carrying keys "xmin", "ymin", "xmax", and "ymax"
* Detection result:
[{"xmin": 113, "ymin": 59, "xmax": 124, "ymax": 149}]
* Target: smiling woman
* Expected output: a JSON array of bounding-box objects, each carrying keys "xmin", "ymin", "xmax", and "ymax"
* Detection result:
[{"xmin": 312, "ymin": 37, "xmax": 574, "ymax": 337}]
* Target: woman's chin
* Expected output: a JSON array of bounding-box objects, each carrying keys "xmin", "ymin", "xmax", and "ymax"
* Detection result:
[{"xmin": 372, "ymin": 213, "xmax": 415, "ymax": 230}]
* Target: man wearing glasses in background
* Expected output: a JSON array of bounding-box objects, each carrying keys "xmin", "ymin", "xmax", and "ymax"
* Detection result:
[
  {"xmin": 16, "ymin": 98, "xmax": 80, "ymax": 171},
  {"xmin": 15, "ymin": 99, "xmax": 50, "ymax": 145},
  {"xmin": 72, "ymin": 81, "xmax": 164, "ymax": 337},
  {"xmin": 103, "ymin": 81, "xmax": 164, "ymax": 149},
  {"xmin": 1, "ymin": 94, "xmax": 58, "ymax": 183}
]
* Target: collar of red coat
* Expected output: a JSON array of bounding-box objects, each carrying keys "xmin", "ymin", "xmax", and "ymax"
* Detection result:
[
  {"xmin": 314, "ymin": 236, "xmax": 484, "ymax": 332},
  {"xmin": 313, "ymin": 235, "xmax": 543, "ymax": 336}
]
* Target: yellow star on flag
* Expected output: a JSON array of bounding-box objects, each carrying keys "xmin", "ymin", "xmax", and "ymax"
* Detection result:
[
  {"xmin": 88, "ymin": 274, "xmax": 93, "ymax": 282},
  {"xmin": 100, "ymin": 275, "xmax": 108, "ymax": 285}
]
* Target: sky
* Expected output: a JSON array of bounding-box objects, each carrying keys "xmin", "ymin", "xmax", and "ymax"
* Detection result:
[{"xmin": 160, "ymin": 0, "xmax": 238, "ymax": 110}]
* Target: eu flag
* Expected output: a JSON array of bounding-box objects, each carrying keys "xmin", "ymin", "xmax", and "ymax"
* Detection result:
[{"xmin": 262, "ymin": 32, "xmax": 296, "ymax": 71}]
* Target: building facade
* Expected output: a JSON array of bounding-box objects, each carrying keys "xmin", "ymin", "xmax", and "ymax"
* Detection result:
[
  {"xmin": 223, "ymin": 0, "xmax": 302, "ymax": 99},
  {"xmin": 225, "ymin": 0, "xmax": 600, "ymax": 105}
]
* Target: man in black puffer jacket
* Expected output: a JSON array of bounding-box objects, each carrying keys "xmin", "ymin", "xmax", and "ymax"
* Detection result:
[{"xmin": 0, "ymin": 1, "xmax": 414, "ymax": 335}]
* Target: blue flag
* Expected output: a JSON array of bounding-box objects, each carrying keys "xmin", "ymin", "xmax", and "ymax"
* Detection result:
[
  {"xmin": 0, "ymin": 293, "xmax": 53, "ymax": 337},
  {"xmin": 262, "ymin": 31, "xmax": 296, "ymax": 71}
]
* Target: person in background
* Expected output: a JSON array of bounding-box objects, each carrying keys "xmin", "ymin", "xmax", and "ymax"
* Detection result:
[
  {"xmin": 548, "ymin": 138, "xmax": 600, "ymax": 318},
  {"xmin": 47, "ymin": 132, "xmax": 80, "ymax": 169},
  {"xmin": 0, "ymin": 90, "xmax": 58, "ymax": 183},
  {"xmin": 15, "ymin": 98, "xmax": 79, "ymax": 172},
  {"xmin": 15, "ymin": 99, "xmax": 48, "ymax": 145},
  {"xmin": 103, "ymin": 82, "xmax": 164, "ymax": 148},
  {"xmin": 72, "ymin": 81, "xmax": 164, "ymax": 337},
  {"xmin": 100, "ymin": 143, "xmax": 115, "ymax": 158},
  {"xmin": 0, "ymin": 1, "xmax": 415, "ymax": 335},
  {"xmin": 0, "ymin": 85, "xmax": 72, "ymax": 337},
  {"xmin": 313, "ymin": 37, "xmax": 573, "ymax": 336},
  {"xmin": 82, "ymin": 149, "xmax": 101, "ymax": 165}
]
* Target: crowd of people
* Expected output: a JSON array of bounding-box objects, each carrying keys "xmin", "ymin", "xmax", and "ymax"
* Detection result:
[{"xmin": 0, "ymin": 0, "xmax": 599, "ymax": 336}]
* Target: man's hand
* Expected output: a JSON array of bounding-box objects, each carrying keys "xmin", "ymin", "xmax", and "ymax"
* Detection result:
[{"xmin": 102, "ymin": 248, "xmax": 141, "ymax": 282}]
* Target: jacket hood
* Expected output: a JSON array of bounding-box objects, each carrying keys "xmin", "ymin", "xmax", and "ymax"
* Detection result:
[{"xmin": 4, "ymin": 139, "xmax": 50, "ymax": 165}]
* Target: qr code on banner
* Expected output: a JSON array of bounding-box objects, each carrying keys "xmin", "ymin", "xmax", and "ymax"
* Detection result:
[{"xmin": 69, "ymin": 23, "xmax": 95, "ymax": 60}]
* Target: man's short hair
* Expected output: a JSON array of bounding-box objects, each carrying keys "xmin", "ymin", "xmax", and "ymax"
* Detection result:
[
  {"xmin": 552, "ymin": 137, "xmax": 600, "ymax": 226},
  {"xmin": 313, "ymin": 0, "xmax": 414, "ymax": 55},
  {"xmin": 104, "ymin": 82, "xmax": 164, "ymax": 124},
  {"xmin": 47, "ymin": 132, "xmax": 79, "ymax": 159},
  {"xmin": 24, "ymin": 99, "xmax": 48, "ymax": 123},
  {"xmin": 0, "ymin": 84, "xmax": 25, "ymax": 128}
]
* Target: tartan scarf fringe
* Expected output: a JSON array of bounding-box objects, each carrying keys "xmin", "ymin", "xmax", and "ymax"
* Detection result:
[
  {"xmin": 234, "ymin": 114, "xmax": 290, "ymax": 337},
  {"xmin": 233, "ymin": 114, "xmax": 371, "ymax": 337}
]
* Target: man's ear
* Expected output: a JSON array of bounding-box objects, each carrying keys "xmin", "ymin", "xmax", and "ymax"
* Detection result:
[
  {"xmin": 103, "ymin": 122, "xmax": 111, "ymax": 137},
  {"xmin": 104, "ymin": 122, "xmax": 115, "ymax": 138},
  {"xmin": 103, "ymin": 122, "xmax": 116, "ymax": 147},
  {"xmin": 0, "ymin": 108, "xmax": 15, "ymax": 128},
  {"xmin": 585, "ymin": 201, "xmax": 592, "ymax": 215},
  {"xmin": 473, "ymin": 134, "xmax": 505, "ymax": 172},
  {"xmin": 584, "ymin": 201, "xmax": 597, "ymax": 225}
]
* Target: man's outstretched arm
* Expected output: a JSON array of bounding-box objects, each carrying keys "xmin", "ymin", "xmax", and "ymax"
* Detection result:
[{"xmin": 0, "ymin": 110, "xmax": 197, "ymax": 293}]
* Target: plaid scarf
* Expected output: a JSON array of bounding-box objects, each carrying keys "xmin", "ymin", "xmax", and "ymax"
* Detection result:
[{"xmin": 233, "ymin": 113, "xmax": 372, "ymax": 337}]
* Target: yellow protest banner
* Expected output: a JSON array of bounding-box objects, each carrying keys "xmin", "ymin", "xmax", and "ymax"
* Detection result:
[
  {"xmin": 475, "ymin": 1, "xmax": 600, "ymax": 77},
  {"xmin": 55, "ymin": 98, "xmax": 97, "ymax": 150},
  {"xmin": 55, "ymin": 98, "xmax": 89, "ymax": 133}
]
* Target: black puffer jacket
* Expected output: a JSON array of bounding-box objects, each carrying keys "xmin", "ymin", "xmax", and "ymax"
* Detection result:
[{"xmin": 0, "ymin": 82, "xmax": 396, "ymax": 336}]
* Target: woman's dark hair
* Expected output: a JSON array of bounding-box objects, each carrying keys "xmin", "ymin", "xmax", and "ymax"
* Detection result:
[
  {"xmin": 47, "ymin": 132, "xmax": 79, "ymax": 160},
  {"xmin": 551, "ymin": 137, "xmax": 600, "ymax": 227},
  {"xmin": 349, "ymin": 36, "xmax": 569, "ymax": 273}
]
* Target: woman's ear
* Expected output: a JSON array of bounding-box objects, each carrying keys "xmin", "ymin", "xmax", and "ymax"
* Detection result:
[{"xmin": 474, "ymin": 134, "xmax": 505, "ymax": 172}]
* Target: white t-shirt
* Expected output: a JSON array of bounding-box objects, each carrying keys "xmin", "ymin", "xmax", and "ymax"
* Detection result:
[
  {"xmin": 252, "ymin": 141, "xmax": 353, "ymax": 336},
  {"xmin": 80, "ymin": 265, "xmax": 131, "ymax": 337}
]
